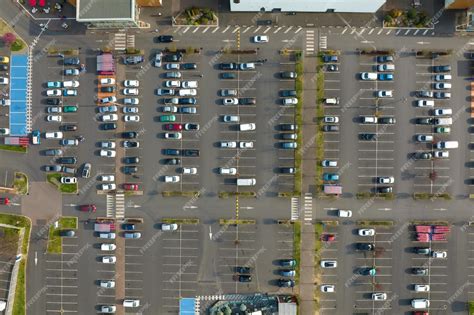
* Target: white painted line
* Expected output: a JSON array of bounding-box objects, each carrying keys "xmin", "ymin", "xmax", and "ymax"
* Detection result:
[
  {"xmin": 377, "ymin": 29, "xmax": 383, "ymax": 35},
  {"xmin": 341, "ymin": 28, "xmax": 348, "ymax": 35},
  {"xmin": 368, "ymin": 29, "xmax": 374, "ymax": 35},
  {"xmin": 284, "ymin": 26, "xmax": 293, "ymax": 33},
  {"xmin": 243, "ymin": 27, "xmax": 251, "ymax": 33},
  {"xmin": 202, "ymin": 27, "xmax": 210, "ymax": 33},
  {"xmin": 222, "ymin": 26, "xmax": 230, "ymax": 33},
  {"xmin": 254, "ymin": 26, "xmax": 261, "ymax": 33},
  {"xmin": 182, "ymin": 27, "xmax": 191, "ymax": 34},
  {"xmin": 264, "ymin": 27, "xmax": 272, "ymax": 34},
  {"xmin": 232, "ymin": 27, "xmax": 240, "ymax": 34},
  {"xmin": 295, "ymin": 27, "xmax": 303, "ymax": 33},
  {"xmin": 405, "ymin": 29, "xmax": 410, "ymax": 35},
  {"xmin": 212, "ymin": 27, "xmax": 219, "ymax": 33}
]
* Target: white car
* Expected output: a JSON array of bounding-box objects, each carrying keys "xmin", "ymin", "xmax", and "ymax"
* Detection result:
[
  {"xmin": 253, "ymin": 35, "xmax": 269, "ymax": 43},
  {"xmin": 181, "ymin": 167, "xmax": 197, "ymax": 175},
  {"xmin": 360, "ymin": 72, "xmax": 377, "ymax": 80},
  {"xmin": 63, "ymin": 80, "xmax": 79, "ymax": 88},
  {"xmin": 435, "ymin": 74, "xmax": 452, "ymax": 81},
  {"xmin": 99, "ymin": 233, "xmax": 116, "ymax": 239},
  {"xmin": 124, "ymin": 80, "xmax": 139, "ymax": 87},
  {"xmin": 124, "ymin": 115, "xmax": 140, "ymax": 122},
  {"xmin": 433, "ymin": 150, "xmax": 449, "ymax": 158},
  {"xmin": 239, "ymin": 142, "xmax": 254, "ymax": 149},
  {"xmin": 431, "ymin": 250, "xmax": 447, "ymax": 258},
  {"xmin": 377, "ymin": 176, "xmax": 395, "ymax": 184},
  {"xmin": 100, "ymin": 141, "xmax": 116, "ymax": 149},
  {"xmin": 102, "ymin": 256, "xmax": 116, "ymax": 264},
  {"xmin": 45, "ymin": 131, "xmax": 63, "ymax": 139},
  {"xmin": 101, "ymin": 114, "xmax": 118, "ymax": 122},
  {"xmin": 0, "ymin": 77, "xmax": 9, "ymax": 85},
  {"xmin": 100, "ymin": 150, "xmax": 116, "ymax": 158},
  {"xmin": 164, "ymin": 132, "xmax": 182, "ymax": 139},
  {"xmin": 47, "ymin": 115, "xmax": 62, "ymax": 122},
  {"xmin": 123, "ymin": 299, "xmax": 140, "ymax": 307},
  {"xmin": 414, "ymin": 284, "xmax": 430, "ymax": 292},
  {"xmin": 162, "ymin": 106, "xmax": 178, "ymax": 113},
  {"xmin": 124, "ymin": 98, "xmax": 139, "ymax": 105},
  {"xmin": 434, "ymin": 82, "xmax": 451, "ymax": 90},
  {"xmin": 98, "ymin": 175, "xmax": 115, "ymax": 182},
  {"xmin": 101, "ymin": 183, "xmax": 116, "ymax": 190},
  {"xmin": 100, "ymin": 305, "xmax": 116, "ymax": 313},
  {"xmin": 181, "ymin": 81, "xmax": 198, "ymax": 88},
  {"xmin": 0, "ymin": 300, "xmax": 6, "ymax": 311},
  {"xmin": 320, "ymin": 285, "xmax": 335, "ymax": 293},
  {"xmin": 164, "ymin": 176, "xmax": 180, "ymax": 183},
  {"xmin": 165, "ymin": 80, "xmax": 180, "ymax": 88},
  {"xmin": 416, "ymin": 134, "xmax": 433, "ymax": 142},
  {"xmin": 358, "ymin": 229, "xmax": 375, "ymax": 236},
  {"xmin": 123, "ymin": 107, "xmax": 138, "ymax": 114},
  {"xmin": 100, "ymin": 96, "xmax": 117, "ymax": 104},
  {"xmin": 61, "ymin": 139, "xmax": 79, "ymax": 146},
  {"xmin": 372, "ymin": 292, "xmax": 387, "ymax": 301},
  {"xmin": 223, "ymin": 98, "xmax": 238, "ymax": 105},
  {"xmin": 161, "ymin": 223, "xmax": 178, "ymax": 231},
  {"xmin": 324, "ymin": 116, "xmax": 339, "ymax": 123},
  {"xmin": 60, "ymin": 177, "xmax": 77, "ymax": 184},
  {"xmin": 320, "ymin": 260, "xmax": 337, "ymax": 268},
  {"xmin": 338, "ymin": 209, "xmax": 352, "ymax": 217},
  {"xmin": 220, "ymin": 141, "xmax": 237, "ymax": 148},
  {"xmin": 417, "ymin": 100, "xmax": 434, "ymax": 107},
  {"xmin": 282, "ymin": 98, "xmax": 298, "ymax": 105},
  {"xmin": 377, "ymin": 90, "xmax": 393, "ymax": 98},
  {"xmin": 433, "ymin": 108, "xmax": 452, "ymax": 116},
  {"xmin": 100, "ymin": 78, "xmax": 115, "ymax": 85},
  {"xmin": 100, "ymin": 280, "xmax": 115, "ymax": 288},
  {"xmin": 101, "ymin": 243, "xmax": 117, "ymax": 251},
  {"xmin": 0, "ymin": 128, "xmax": 9, "ymax": 135},
  {"xmin": 46, "ymin": 89, "xmax": 61, "ymax": 96},
  {"xmin": 123, "ymin": 88, "xmax": 139, "ymax": 95},
  {"xmin": 219, "ymin": 168, "xmax": 237, "ymax": 175},
  {"xmin": 154, "ymin": 52, "xmax": 162, "ymax": 67}
]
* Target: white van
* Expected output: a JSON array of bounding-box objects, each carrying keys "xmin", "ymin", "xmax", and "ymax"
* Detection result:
[
  {"xmin": 123, "ymin": 299, "xmax": 140, "ymax": 307},
  {"xmin": 237, "ymin": 178, "xmax": 256, "ymax": 186},
  {"xmin": 411, "ymin": 299, "xmax": 429, "ymax": 309},
  {"xmin": 361, "ymin": 116, "xmax": 378, "ymax": 124},
  {"xmin": 324, "ymin": 97, "xmax": 339, "ymax": 105},
  {"xmin": 239, "ymin": 123, "xmax": 256, "ymax": 131},
  {"xmin": 178, "ymin": 89, "xmax": 197, "ymax": 96},
  {"xmin": 436, "ymin": 141, "xmax": 459, "ymax": 149},
  {"xmin": 434, "ymin": 117, "xmax": 452, "ymax": 126}
]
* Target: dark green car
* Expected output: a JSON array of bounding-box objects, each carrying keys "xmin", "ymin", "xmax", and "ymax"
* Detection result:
[
  {"xmin": 63, "ymin": 105, "xmax": 78, "ymax": 113},
  {"xmin": 160, "ymin": 115, "xmax": 176, "ymax": 122}
]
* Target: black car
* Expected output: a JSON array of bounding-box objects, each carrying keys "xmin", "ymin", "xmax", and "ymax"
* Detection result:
[
  {"xmin": 416, "ymin": 117, "xmax": 433, "ymax": 125},
  {"xmin": 184, "ymin": 123, "xmax": 199, "ymax": 131},
  {"xmin": 164, "ymin": 53, "xmax": 183, "ymax": 62},
  {"xmin": 123, "ymin": 156, "xmax": 139, "ymax": 164},
  {"xmin": 61, "ymin": 230, "xmax": 75, "ymax": 237},
  {"xmin": 44, "ymin": 165, "xmax": 62, "ymax": 172},
  {"xmin": 100, "ymin": 86, "xmax": 115, "ymax": 93},
  {"xmin": 433, "ymin": 65, "xmax": 451, "ymax": 73},
  {"xmin": 376, "ymin": 186, "xmax": 393, "ymax": 193},
  {"xmin": 164, "ymin": 149, "xmax": 181, "ymax": 156},
  {"xmin": 238, "ymin": 275, "xmax": 252, "ymax": 282},
  {"xmin": 64, "ymin": 57, "xmax": 80, "ymax": 65},
  {"xmin": 414, "ymin": 247, "xmax": 431, "ymax": 255},
  {"xmin": 183, "ymin": 149, "xmax": 199, "ymax": 157},
  {"xmin": 239, "ymin": 98, "xmax": 256, "ymax": 105},
  {"xmin": 61, "ymin": 124, "xmax": 77, "ymax": 132},
  {"xmin": 415, "ymin": 152, "xmax": 432, "ymax": 160},
  {"xmin": 123, "ymin": 141, "xmax": 139, "ymax": 148},
  {"xmin": 220, "ymin": 72, "xmax": 236, "ymax": 79},
  {"xmin": 236, "ymin": 266, "xmax": 251, "ymax": 274},
  {"xmin": 412, "ymin": 268, "xmax": 428, "ymax": 276},
  {"xmin": 280, "ymin": 71, "xmax": 297, "ymax": 79},
  {"xmin": 181, "ymin": 63, "xmax": 197, "ymax": 70},
  {"xmin": 280, "ymin": 90, "xmax": 297, "ymax": 97},
  {"xmin": 326, "ymin": 64, "xmax": 338, "ymax": 71},
  {"xmin": 157, "ymin": 35, "xmax": 174, "ymax": 43},
  {"xmin": 280, "ymin": 124, "xmax": 297, "ymax": 131},
  {"xmin": 356, "ymin": 243, "xmax": 375, "ymax": 251},
  {"xmin": 278, "ymin": 279, "xmax": 295, "ymax": 288},
  {"xmin": 178, "ymin": 98, "xmax": 196, "ymax": 105},
  {"xmin": 220, "ymin": 63, "xmax": 237, "ymax": 70},
  {"xmin": 101, "ymin": 123, "xmax": 117, "ymax": 130},
  {"xmin": 279, "ymin": 167, "xmax": 295, "ymax": 174},
  {"xmin": 57, "ymin": 157, "xmax": 77, "ymax": 165},
  {"xmin": 323, "ymin": 125, "xmax": 339, "ymax": 132},
  {"xmin": 123, "ymin": 55, "xmax": 144, "ymax": 65},
  {"xmin": 164, "ymin": 158, "xmax": 181, "ymax": 165},
  {"xmin": 322, "ymin": 55, "xmax": 338, "ymax": 63},
  {"xmin": 46, "ymin": 98, "xmax": 62, "ymax": 105},
  {"xmin": 359, "ymin": 133, "xmax": 376, "ymax": 141},
  {"xmin": 378, "ymin": 117, "xmax": 396, "ymax": 124},
  {"xmin": 0, "ymin": 65, "xmax": 8, "ymax": 71},
  {"xmin": 123, "ymin": 166, "xmax": 138, "ymax": 174},
  {"xmin": 122, "ymin": 131, "xmax": 138, "ymax": 139}
]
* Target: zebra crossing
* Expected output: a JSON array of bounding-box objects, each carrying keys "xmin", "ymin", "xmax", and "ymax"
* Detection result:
[
  {"xmin": 106, "ymin": 194, "xmax": 114, "ymax": 218},
  {"xmin": 305, "ymin": 29, "xmax": 315, "ymax": 55},
  {"xmin": 319, "ymin": 35, "xmax": 327, "ymax": 50},
  {"xmin": 173, "ymin": 25, "xmax": 303, "ymax": 35},
  {"xmin": 291, "ymin": 197, "xmax": 299, "ymax": 221},
  {"xmin": 114, "ymin": 33, "xmax": 126, "ymax": 50},
  {"xmin": 115, "ymin": 193, "xmax": 125, "ymax": 219},
  {"xmin": 303, "ymin": 193, "xmax": 313, "ymax": 224}
]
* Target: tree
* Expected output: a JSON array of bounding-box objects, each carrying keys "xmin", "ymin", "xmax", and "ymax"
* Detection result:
[
  {"xmin": 384, "ymin": 15, "xmax": 393, "ymax": 24},
  {"xmin": 2, "ymin": 32, "xmax": 16, "ymax": 46},
  {"xmin": 407, "ymin": 8, "xmax": 417, "ymax": 20},
  {"xmin": 389, "ymin": 9, "xmax": 402, "ymax": 19}
]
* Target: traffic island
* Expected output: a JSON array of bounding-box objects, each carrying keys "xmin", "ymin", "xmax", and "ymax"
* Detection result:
[
  {"xmin": 0, "ymin": 213, "xmax": 31, "ymax": 315},
  {"xmin": 218, "ymin": 219, "xmax": 255, "ymax": 225},
  {"xmin": 413, "ymin": 192, "xmax": 451, "ymax": 200},
  {"xmin": 47, "ymin": 217, "xmax": 78, "ymax": 254},
  {"xmin": 218, "ymin": 191, "xmax": 256, "ymax": 198},
  {"xmin": 46, "ymin": 173, "xmax": 78, "ymax": 194},
  {"xmin": 162, "ymin": 191, "xmax": 201, "ymax": 197},
  {"xmin": 315, "ymin": 54, "xmax": 326, "ymax": 196},
  {"xmin": 162, "ymin": 218, "xmax": 199, "ymax": 225},
  {"xmin": 13, "ymin": 172, "xmax": 28, "ymax": 195},
  {"xmin": 0, "ymin": 144, "xmax": 27, "ymax": 153},
  {"xmin": 356, "ymin": 220, "xmax": 395, "ymax": 227},
  {"xmin": 294, "ymin": 51, "xmax": 303, "ymax": 196}
]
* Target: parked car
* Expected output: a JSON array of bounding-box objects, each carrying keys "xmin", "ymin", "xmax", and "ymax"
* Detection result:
[
  {"xmin": 64, "ymin": 57, "xmax": 80, "ymax": 65},
  {"xmin": 99, "ymin": 105, "xmax": 118, "ymax": 114},
  {"xmin": 123, "ymin": 55, "xmax": 144, "ymax": 65},
  {"xmin": 280, "ymin": 71, "xmax": 297, "ymax": 79},
  {"xmin": 161, "ymin": 223, "xmax": 178, "ymax": 231},
  {"xmin": 433, "ymin": 65, "xmax": 451, "ymax": 72},
  {"xmin": 157, "ymin": 35, "xmax": 173, "ymax": 42}
]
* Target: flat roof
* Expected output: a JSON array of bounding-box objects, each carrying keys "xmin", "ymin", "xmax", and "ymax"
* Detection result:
[
  {"xmin": 77, "ymin": 0, "xmax": 135, "ymax": 21},
  {"xmin": 230, "ymin": 0, "xmax": 386, "ymax": 13}
]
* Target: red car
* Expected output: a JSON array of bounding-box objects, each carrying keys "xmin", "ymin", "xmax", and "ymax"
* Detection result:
[
  {"xmin": 123, "ymin": 183, "xmax": 139, "ymax": 191},
  {"xmin": 164, "ymin": 123, "xmax": 183, "ymax": 131},
  {"xmin": 79, "ymin": 204, "xmax": 96, "ymax": 212},
  {"xmin": 321, "ymin": 234, "xmax": 335, "ymax": 242},
  {"xmin": 413, "ymin": 312, "xmax": 428, "ymax": 315},
  {"xmin": 0, "ymin": 198, "xmax": 10, "ymax": 205}
]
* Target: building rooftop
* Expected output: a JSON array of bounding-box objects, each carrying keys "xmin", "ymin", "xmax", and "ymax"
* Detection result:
[
  {"xmin": 77, "ymin": 0, "xmax": 135, "ymax": 21},
  {"xmin": 230, "ymin": 0, "xmax": 386, "ymax": 13}
]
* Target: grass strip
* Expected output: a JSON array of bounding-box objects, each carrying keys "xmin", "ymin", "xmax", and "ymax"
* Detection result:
[
  {"xmin": 0, "ymin": 145, "xmax": 27, "ymax": 153},
  {"xmin": 293, "ymin": 221, "xmax": 301, "ymax": 284},
  {"xmin": 218, "ymin": 191, "xmax": 256, "ymax": 198},
  {"xmin": 13, "ymin": 172, "xmax": 28, "ymax": 195},
  {"xmin": 413, "ymin": 192, "xmax": 451, "ymax": 200},
  {"xmin": 411, "ymin": 220, "xmax": 449, "ymax": 226},
  {"xmin": 469, "ymin": 301, "xmax": 474, "ymax": 315},
  {"xmin": 219, "ymin": 219, "xmax": 256, "ymax": 225},
  {"xmin": 294, "ymin": 51, "xmax": 303, "ymax": 196},
  {"xmin": 47, "ymin": 217, "xmax": 78, "ymax": 254},
  {"xmin": 46, "ymin": 173, "xmax": 78, "ymax": 194},
  {"xmin": 356, "ymin": 220, "xmax": 395, "ymax": 227},
  {"xmin": 315, "ymin": 60, "xmax": 325, "ymax": 195},
  {"xmin": 162, "ymin": 218, "xmax": 199, "ymax": 225},
  {"xmin": 161, "ymin": 191, "xmax": 201, "ymax": 197}
]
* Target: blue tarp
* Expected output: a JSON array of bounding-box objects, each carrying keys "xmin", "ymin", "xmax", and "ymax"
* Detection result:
[
  {"xmin": 9, "ymin": 54, "xmax": 29, "ymax": 136},
  {"xmin": 179, "ymin": 298, "xmax": 195, "ymax": 315}
]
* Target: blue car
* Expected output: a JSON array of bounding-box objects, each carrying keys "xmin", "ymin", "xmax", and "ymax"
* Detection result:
[
  {"xmin": 279, "ymin": 269, "xmax": 296, "ymax": 277},
  {"xmin": 323, "ymin": 55, "xmax": 338, "ymax": 63},
  {"xmin": 378, "ymin": 73, "xmax": 394, "ymax": 81},
  {"xmin": 31, "ymin": 130, "xmax": 40, "ymax": 145},
  {"xmin": 122, "ymin": 224, "xmax": 135, "ymax": 230},
  {"xmin": 323, "ymin": 173, "xmax": 339, "ymax": 181},
  {"xmin": 376, "ymin": 55, "xmax": 393, "ymax": 63},
  {"xmin": 47, "ymin": 81, "xmax": 61, "ymax": 88}
]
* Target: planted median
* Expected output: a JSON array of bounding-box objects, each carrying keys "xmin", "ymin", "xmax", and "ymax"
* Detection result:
[
  {"xmin": 47, "ymin": 173, "xmax": 77, "ymax": 194},
  {"xmin": 47, "ymin": 217, "xmax": 78, "ymax": 254}
]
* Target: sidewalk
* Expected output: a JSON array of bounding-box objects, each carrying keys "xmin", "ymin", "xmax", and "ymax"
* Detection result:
[{"xmin": 301, "ymin": 55, "xmax": 318, "ymax": 195}]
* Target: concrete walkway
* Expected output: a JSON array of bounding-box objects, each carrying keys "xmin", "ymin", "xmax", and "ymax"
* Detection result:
[{"xmin": 298, "ymin": 54, "xmax": 318, "ymax": 314}]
